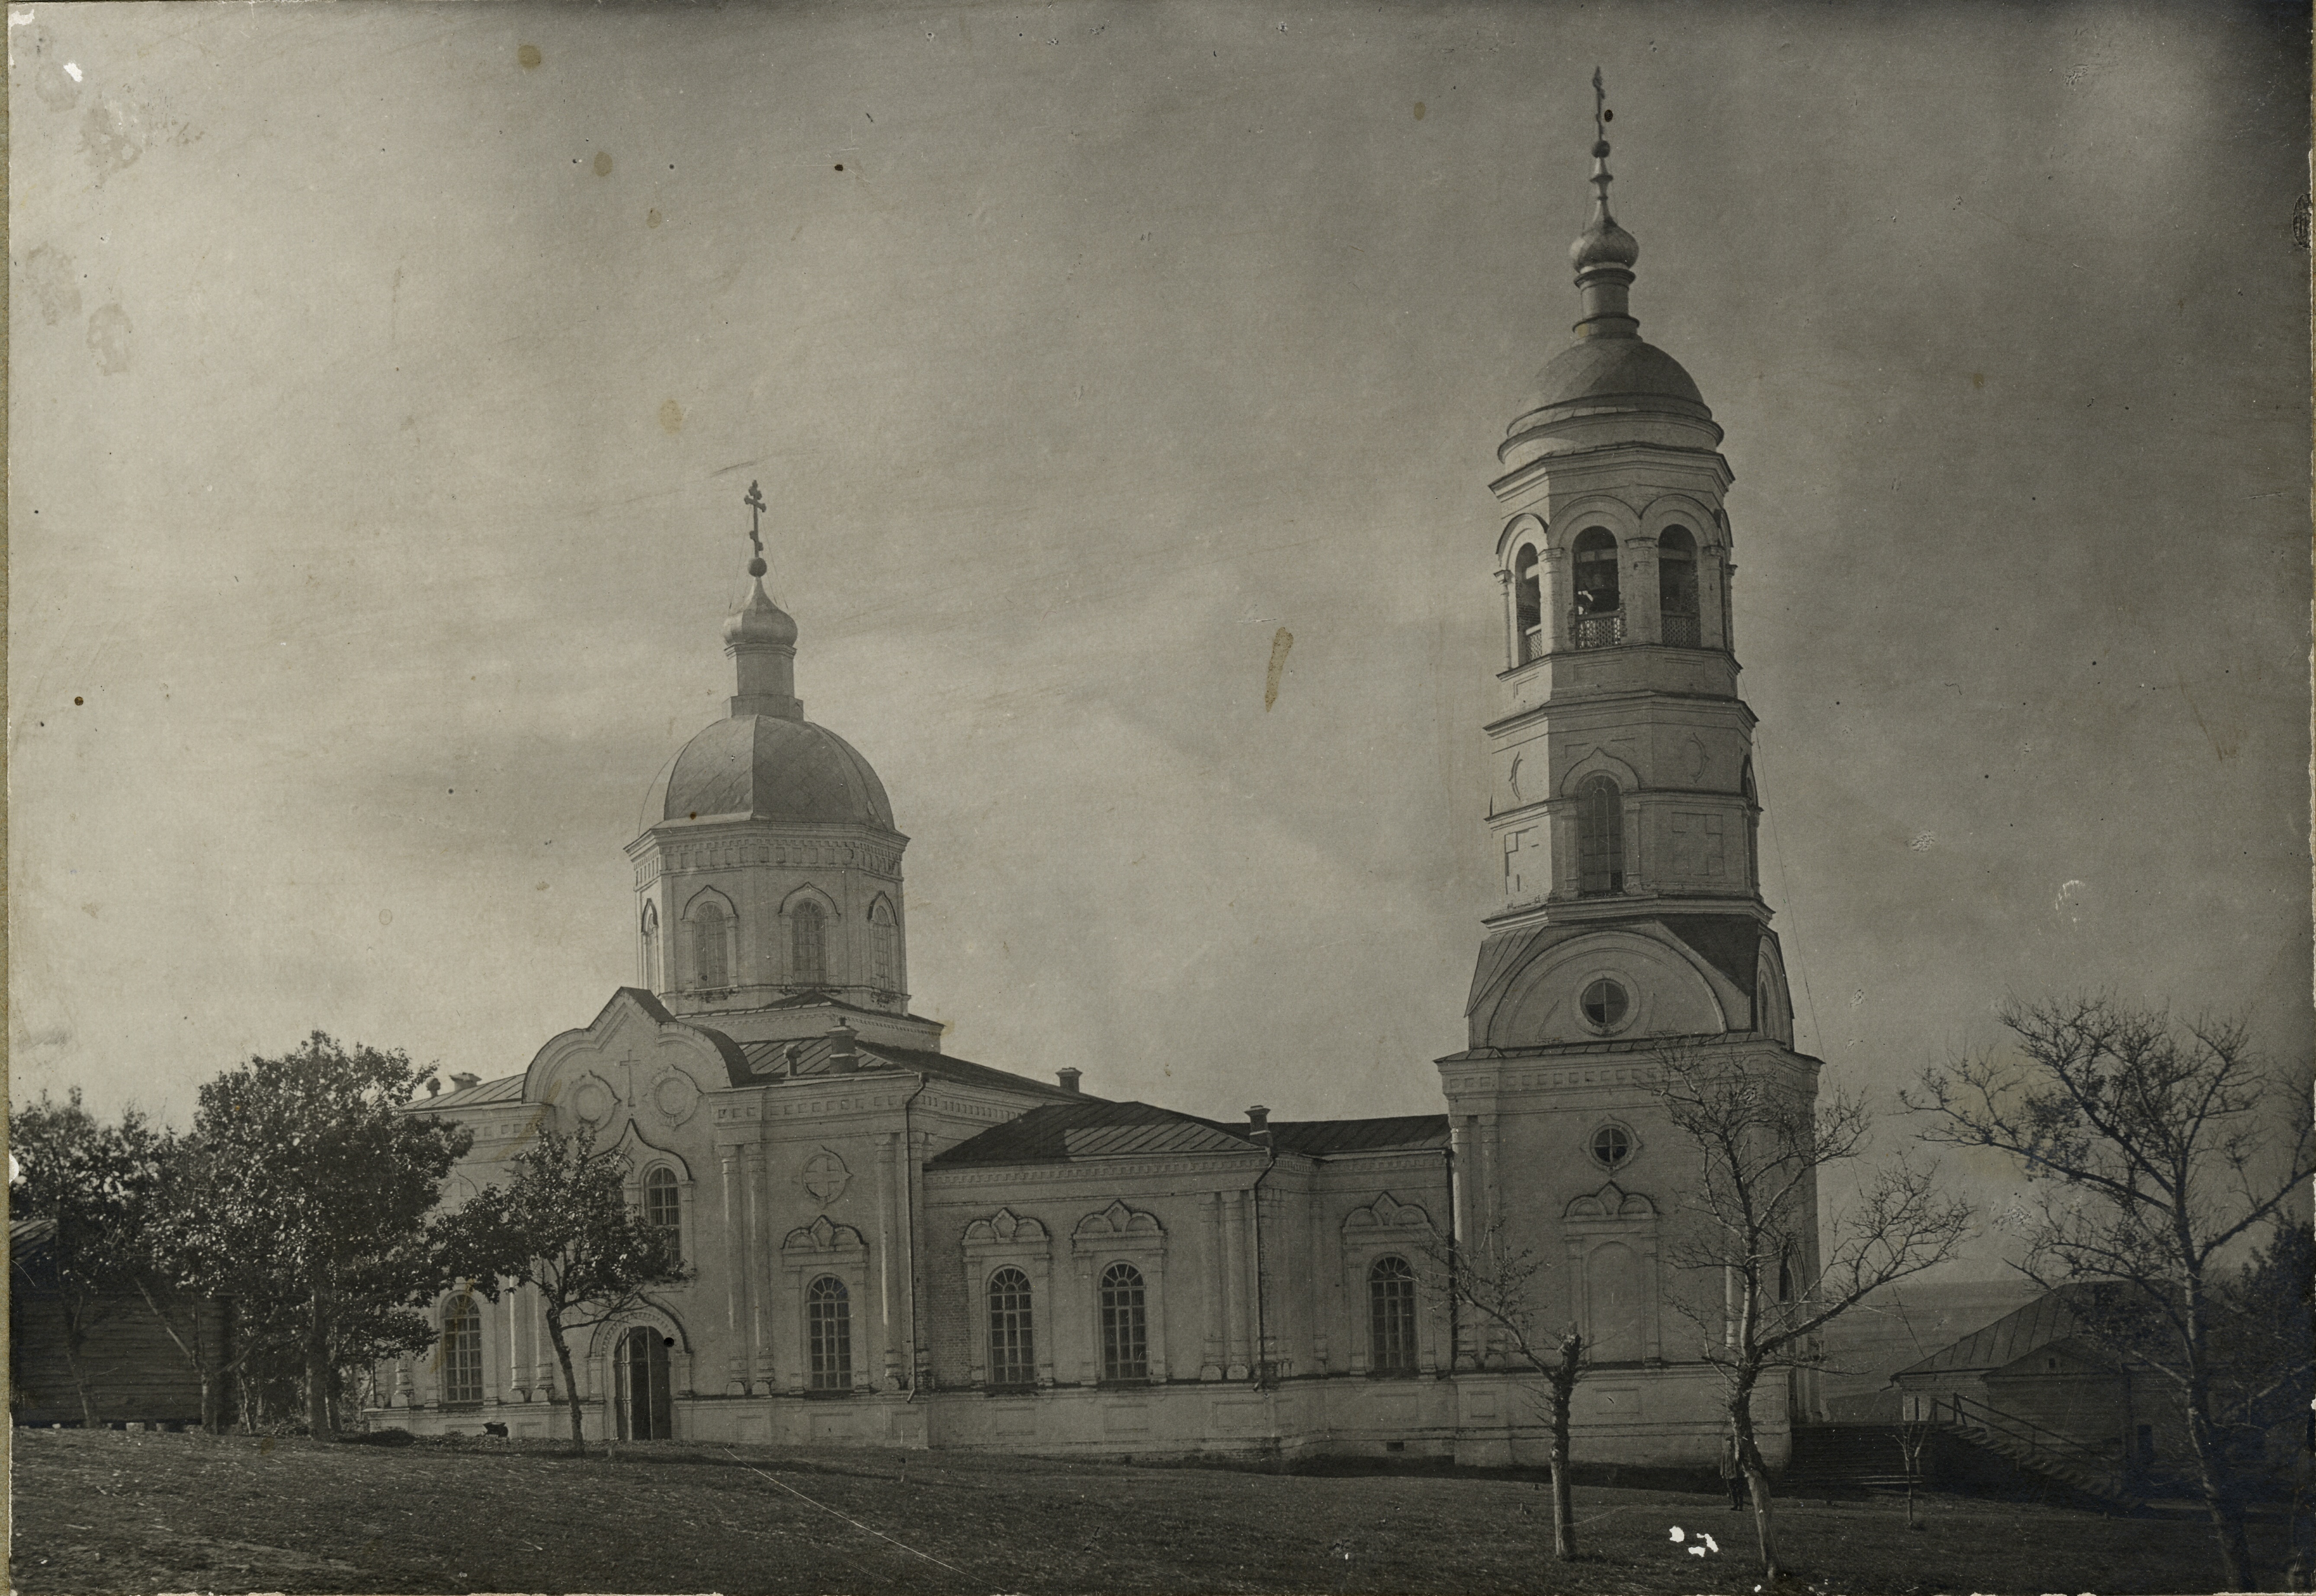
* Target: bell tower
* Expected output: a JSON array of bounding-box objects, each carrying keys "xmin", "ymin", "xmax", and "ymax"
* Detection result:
[
  {"xmin": 1469, "ymin": 75, "xmax": 1794, "ymax": 1051},
  {"xmin": 1436, "ymin": 80, "xmax": 1818, "ymax": 1454}
]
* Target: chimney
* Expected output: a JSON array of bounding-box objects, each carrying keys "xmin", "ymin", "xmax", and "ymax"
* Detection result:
[
  {"xmin": 426, "ymin": 1077, "xmax": 441, "ymax": 1097},
  {"xmin": 1055, "ymin": 1067, "xmax": 1082, "ymax": 1095},
  {"xmin": 449, "ymin": 1072, "xmax": 481, "ymax": 1092},
  {"xmin": 1246, "ymin": 1105, "xmax": 1270, "ymax": 1145},
  {"xmin": 827, "ymin": 1018, "xmax": 859, "ymax": 1074},
  {"xmin": 780, "ymin": 1042, "xmax": 804, "ymax": 1079}
]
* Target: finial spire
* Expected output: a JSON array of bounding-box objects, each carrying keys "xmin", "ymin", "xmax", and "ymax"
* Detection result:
[
  {"xmin": 724, "ymin": 478, "xmax": 802, "ymax": 720},
  {"xmin": 743, "ymin": 480, "xmax": 768, "ymax": 577},
  {"xmin": 1569, "ymin": 68, "xmax": 1640, "ymax": 340},
  {"xmin": 1591, "ymin": 66, "xmax": 1612, "ymax": 215}
]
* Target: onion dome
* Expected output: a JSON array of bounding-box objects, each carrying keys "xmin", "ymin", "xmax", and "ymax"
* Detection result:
[
  {"xmin": 1502, "ymin": 71, "xmax": 1719, "ymax": 465},
  {"xmin": 655, "ymin": 479, "xmax": 897, "ymax": 830}
]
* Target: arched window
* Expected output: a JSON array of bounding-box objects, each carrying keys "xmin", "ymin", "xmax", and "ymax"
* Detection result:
[
  {"xmin": 1577, "ymin": 776, "xmax": 1625, "ymax": 896},
  {"xmin": 643, "ymin": 1167, "xmax": 680, "ymax": 1241},
  {"xmin": 1658, "ymin": 526, "xmax": 1699, "ymax": 647},
  {"xmin": 1099, "ymin": 1262, "xmax": 1148, "ymax": 1382},
  {"xmin": 1513, "ymin": 544, "xmax": 1543, "ymax": 663},
  {"xmin": 442, "ymin": 1295, "xmax": 484, "ymax": 1405},
  {"xmin": 807, "ymin": 1276, "xmax": 852, "ymax": 1391},
  {"xmin": 1777, "ymin": 1247, "xmax": 1795, "ymax": 1305},
  {"xmin": 690, "ymin": 897, "xmax": 730, "ymax": 990},
  {"xmin": 792, "ymin": 900, "xmax": 827, "ymax": 989},
  {"xmin": 639, "ymin": 902, "xmax": 661, "ymax": 991},
  {"xmin": 987, "ymin": 1267, "xmax": 1036, "ymax": 1387},
  {"xmin": 1571, "ymin": 528, "xmax": 1621, "ymax": 647},
  {"xmin": 1368, "ymin": 1256, "xmax": 1418, "ymax": 1375},
  {"xmin": 1585, "ymin": 1243, "xmax": 1646, "ymax": 1362},
  {"xmin": 869, "ymin": 898, "xmax": 897, "ymax": 990}
]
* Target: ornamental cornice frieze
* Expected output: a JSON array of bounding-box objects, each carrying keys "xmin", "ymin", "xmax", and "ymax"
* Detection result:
[{"xmin": 633, "ymin": 834, "xmax": 905, "ymax": 885}]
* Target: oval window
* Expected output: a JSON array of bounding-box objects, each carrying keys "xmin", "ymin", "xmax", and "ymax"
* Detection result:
[
  {"xmin": 1581, "ymin": 977, "xmax": 1629, "ymax": 1031},
  {"xmin": 1592, "ymin": 1125, "xmax": 1633, "ymax": 1168}
]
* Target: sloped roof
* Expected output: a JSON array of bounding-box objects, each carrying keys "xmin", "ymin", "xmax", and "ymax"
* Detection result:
[
  {"xmin": 929, "ymin": 1099, "xmax": 1263, "ymax": 1167},
  {"xmin": 10, "ymin": 1216, "xmax": 57, "ymax": 1252},
  {"xmin": 1267, "ymin": 1116, "xmax": 1450, "ymax": 1155},
  {"xmin": 739, "ymin": 1035, "xmax": 1084, "ymax": 1102},
  {"xmin": 1658, "ymin": 917, "xmax": 1767, "ymax": 997},
  {"xmin": 1893, "ymin": 1287, "xmax": 2098, "ymax": 1379},
  {"xmin": 427, "ymin": 1073, "xmax": 526, "ymax": 1110}
]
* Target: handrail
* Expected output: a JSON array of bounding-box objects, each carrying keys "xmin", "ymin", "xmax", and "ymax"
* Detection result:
[{"xmin": 1934, "ymin": 1392, "xmax": 2115, "ymax": 1473}]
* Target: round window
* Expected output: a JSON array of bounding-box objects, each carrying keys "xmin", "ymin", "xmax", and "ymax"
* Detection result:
[
  {"xmin": 1592, "ymin": 1125, "xmax": 1633, "ymax": 1168},
  {"xmin": 1581, "ymin": 977, "xmax": 1629, "ymax": 1031}
]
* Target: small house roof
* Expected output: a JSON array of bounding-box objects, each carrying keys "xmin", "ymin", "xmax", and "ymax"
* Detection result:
[{"xmin": 1892, "ymin": 1286, "xmax": 2099, "ymax": 1379}]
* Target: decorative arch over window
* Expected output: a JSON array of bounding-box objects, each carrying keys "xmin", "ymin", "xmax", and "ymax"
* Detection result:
[
  {"xmin": 868, "ymin": 896, "xmax": 898, "ymax": 990},
  {"xmin": 1367, "ymin": 1256, "xmax": 1418, "ymax": 1375},
  {"xmin": 962, "ymin": 1208, "xmax": 1054, "ymax": 1388},
  {"xmin": 1571, "ymin": 526, "xmax": 1622, "ymax": 648},
  {"xmin": 1338, "ymin": 1193, "xmax": 1437, "ymax": 1375},
  {"xmin": 1562, "ymin": 1180, "xmax": 1662, "ymax": 1366},
  {"xmin": 1658, "ymin": 525, "xmax": 1700, "ymax": 646},
  {"xmin": 639, "ymin": 901, "xmax": 661, "ymax": 990},
  {"xmin": 1071, "ymin": 1201, "xmax": 1167, "ymax": 1384},
  {"xmin": 779, "ymin": 1216, "xmax": 870, "ymax": 1394},
  {"xmin": 683, "ymin": 888, "xmax": 737, "ymax": 990},
  {"xmin": 1577, "ymin": 776, "xmax": 1625, "ymax": 896}
]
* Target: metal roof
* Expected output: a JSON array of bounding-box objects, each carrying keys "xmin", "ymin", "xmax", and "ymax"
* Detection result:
[
  {"xmin": 739, "ymin": 1036, "xmax": 1084, "ymax": 1101},
  {"xmin": 1892, "ymin": 1287, "xmax": 2097, "ymax": 1379},
  {"xmin": 1266, "ymin": 1116, "xmax": 1450, "ymax": 1155},
  {"xmin": 928, "ymin": 1099, "xmax": 1261, "ymax": 1167},
  {"xmin": 426, "ymin": 1074, "xmax": 526, "ymax": 1110}
]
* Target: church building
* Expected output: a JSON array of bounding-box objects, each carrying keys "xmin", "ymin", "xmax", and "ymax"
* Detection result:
[{"xmin": 373, "ymin": 102, "xmax": 1824, "ymax": 1467}]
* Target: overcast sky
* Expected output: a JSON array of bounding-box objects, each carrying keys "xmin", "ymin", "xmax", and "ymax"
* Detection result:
[{"xmin": 10, "ymin": 1, "xmax": 2309, "ymax": 1273}]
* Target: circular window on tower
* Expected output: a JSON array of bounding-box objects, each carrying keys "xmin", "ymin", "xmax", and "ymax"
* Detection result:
[
  {"xmin": 1591, "ymin": 1123, "xmax": 1636, "ymax": 1170},
  {"xmin": 1580, "ymin": 977, "xmax": 1631, "ymax": 1034}
]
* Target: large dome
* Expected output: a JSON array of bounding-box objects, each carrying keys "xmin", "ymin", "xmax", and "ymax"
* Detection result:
[
  {"xmin": 663, "ymin": 714, "xmax": 895, "ymax": 828},
  {"xmin": 1511, "ymin": 336, "xmax": 1713, "ymax": 431}
]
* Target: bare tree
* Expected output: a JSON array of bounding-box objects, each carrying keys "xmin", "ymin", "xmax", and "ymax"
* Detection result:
[
  {"xmin": 1655, "ymin": 1042, "xmax": 1972, "ymax": 1582},
  {"xmin": 1418, "ymin": 1213, "xmax": 1586, "ymax": 1560},
  {"xmin": 1907, "ymin": 999, "xmax": 2315, "ymax": 1592}
]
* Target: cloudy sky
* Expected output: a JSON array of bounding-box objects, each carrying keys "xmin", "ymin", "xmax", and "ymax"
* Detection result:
[{"xmin": 10, "ymin": 1, "xmax": 2308, "ymax": 1271}]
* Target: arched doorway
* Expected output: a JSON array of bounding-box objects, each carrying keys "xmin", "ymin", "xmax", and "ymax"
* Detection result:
[{"xmin": 616, "ymin": 1326, "xmax": 673, "ymax": 1440}]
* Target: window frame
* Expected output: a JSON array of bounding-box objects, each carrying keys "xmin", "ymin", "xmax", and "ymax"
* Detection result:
[
  {"xmin": 806, "ymin": 1274, "xmax": 854, "ymax": 1393},
  {"xmin": 1366, "ymin": 1255, "xmax": 1419, "ymax": 1376},
  {"xmin": 1097, "ymin": 1261, "xmax": 1149, "ymax": 1384},
  {"xmin": 986, "ymin": 1266, "xmax": 1038, "ymax": 1390},
  {"xmin": 1576, "ymin": 776, "xmax": 1626, "ymax": 896},
  {"xmin": 440, "ymin": 1293, "xmax": 485, "ymax": 1407}
]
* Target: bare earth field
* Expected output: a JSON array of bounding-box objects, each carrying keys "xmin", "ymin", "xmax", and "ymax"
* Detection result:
[{"xmin": 7, "ymin": 1428, "xmax": 2288, "ymax": 1594}]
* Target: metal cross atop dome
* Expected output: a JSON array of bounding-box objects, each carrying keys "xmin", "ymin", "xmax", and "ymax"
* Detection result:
[
  {"xmin": 743, "ymin": 480, "xmax": 768, "ymax": 577},
  {"xmin": 1590, "ymin": 67, "xmax": 1614, "ymax": 205}
]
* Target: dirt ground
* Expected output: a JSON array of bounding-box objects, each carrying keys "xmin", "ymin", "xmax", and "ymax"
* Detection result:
[{"xmin": 7, "ymin": 1427, "xmax": 2292, "ymax": 1594}]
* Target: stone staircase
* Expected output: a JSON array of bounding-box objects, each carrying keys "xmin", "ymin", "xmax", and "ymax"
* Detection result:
[{"xmin": 1784, "ymin": 1410, "xmax": 2140, "ymax": 1512}]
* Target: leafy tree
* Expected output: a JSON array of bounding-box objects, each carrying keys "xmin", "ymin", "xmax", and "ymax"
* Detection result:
[
  {"xmin": 440, "ymin": 1122, "xmax": 690, "ymax": 1452},
  {"xmin": 1418, "ymin": 1212, "xmax": 1586, "ymax": 1559},
  {"xmin": 172, "ymin": 1034, "xmax": 470, "ymax": 1438},
  {"xmin": 1655, "ymin": 1043, "xmax": 1971, "ymax": 1582},
  {"xmin": 1909, "ymin": 999, "xmax": 2315, "ymax": 1591},
  {"xmin": 9, "ymin": 1090, "xmax": 167, "ymax": 1427}
]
